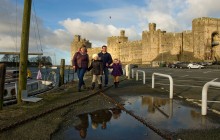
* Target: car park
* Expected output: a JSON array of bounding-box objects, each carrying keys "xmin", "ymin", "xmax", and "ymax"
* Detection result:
[{"xmin": 187, "ymin": 63, "xmax": 205, "ymax": 69}]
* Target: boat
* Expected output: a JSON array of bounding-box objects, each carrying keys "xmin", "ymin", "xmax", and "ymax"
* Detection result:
[
  {"xmin": 2, "ymin": 0, "xmax": 57, "ymax": 104},
  {"xmin": 41, "ymin": 65, "xmax": 57, "ymax": 69},
  {"xmin": 51, "ymin": 66, "xmax": 58, "ymax": 69},
  {"xmin": 4, "ymin": 69, "xmax": 56, "ymax": 104}
]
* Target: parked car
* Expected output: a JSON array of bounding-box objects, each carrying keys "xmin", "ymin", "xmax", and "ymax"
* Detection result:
[
  {"xmin": 198, "ymin": 62, "xmax": 212, "ymax": 66},
  {"xmin": 175, "ymin": 62, "xmax": 189, "ymax": 69},
  {"xmin": 187, "ymin": 63, "xmax": 205, "ymax": 69},
  {"xmin": 168, "ymin": 63, "xmax": 176, "ymax": 68},
  {"xmin": 131, "ymin": 64, "xmax": 138, "ymax": 68}
]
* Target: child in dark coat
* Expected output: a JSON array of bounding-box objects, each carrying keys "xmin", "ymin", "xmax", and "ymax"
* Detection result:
[
  {"xmin": 88, "ymin": 54, "xmax": 103, "ymax": 90},
  {"xmin": 108, "ymin": 58, "xmax": 123, "ymax": 88}
]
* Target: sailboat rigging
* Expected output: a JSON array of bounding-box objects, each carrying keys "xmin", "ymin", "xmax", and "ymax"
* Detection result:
[{"xmin": 3, "ymin": 0, "xmax": 56, "ymax": 104}]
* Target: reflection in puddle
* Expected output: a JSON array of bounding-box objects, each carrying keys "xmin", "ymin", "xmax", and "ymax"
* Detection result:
[
  {"xmin": 51, "ymin": 95, "xmax": 220, "ymax": 139},
  {"xmin": 123, "ymin": 95, "xmax": 220, "ymax": 132},
  {"xmin": 52, "ymin": 108, "xmax": 163, "ymax": 140}
]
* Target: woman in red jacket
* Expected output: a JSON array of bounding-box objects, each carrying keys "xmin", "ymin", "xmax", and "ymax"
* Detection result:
[{"xmin": 72, "ymin": 45, "xmax": 89, "ymax": 92}]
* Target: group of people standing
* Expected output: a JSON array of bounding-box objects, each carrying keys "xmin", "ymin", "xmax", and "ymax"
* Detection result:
[{"xmin": 72, "ymin": 45, "xmax": 123, "ymax": 92}]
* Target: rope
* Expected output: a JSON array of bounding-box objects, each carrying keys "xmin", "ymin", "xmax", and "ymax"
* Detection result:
[{"xmin": 33, "ymin": 1, "xmax": 43, "ymax": 53}]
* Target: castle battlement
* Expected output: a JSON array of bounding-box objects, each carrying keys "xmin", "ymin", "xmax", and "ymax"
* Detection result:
[{"xmin": 71, "ymin": 17, "xmax": 220, "ymax": 64}]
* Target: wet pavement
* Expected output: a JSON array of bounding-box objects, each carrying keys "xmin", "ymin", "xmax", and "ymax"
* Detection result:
[
  {"xmin": 50, "ymin": 68, "xmax": 220, "ymax": 139},
  {"xmin": 51, "ymin": 94, "xmax": 220, "ymax": 140},
  {"xmin": 1, "ymin": 67, "xmax": 220, "ymax": 139},
  {"xmin": 122, "ymin": 95, "xmax": 220, "ymax": 132}
]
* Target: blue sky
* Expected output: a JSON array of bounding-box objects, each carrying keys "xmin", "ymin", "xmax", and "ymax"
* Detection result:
[{"xmin": 1, "ymin": 0, "xmax": 220, "ymax": 65}]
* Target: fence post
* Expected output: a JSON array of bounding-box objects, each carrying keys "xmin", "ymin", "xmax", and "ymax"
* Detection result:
[
  {"xmin": 132, "ymin": 69, "xmax": 134, "ymax": 78},
  {"xmin": 67, "ymin": 66, "xmax": 70, "ymax": 82},
  {"xmin": 59, "ymin": 59, "xmax": 65, "ymax": 86},
  {"xmin": 0, "ymin": 64, "xmax": 6, "ymax": 110},
  {"xmin": 125, "ymin": 64, "xmax": 132, "ymax": 79}
]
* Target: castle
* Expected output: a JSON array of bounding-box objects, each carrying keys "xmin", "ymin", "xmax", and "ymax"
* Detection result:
[{"xmin": 71, "ymin": 17, "xmax": 220, "ymax": 64}]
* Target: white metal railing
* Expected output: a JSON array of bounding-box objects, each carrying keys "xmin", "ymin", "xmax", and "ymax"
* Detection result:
[
  {"xmin": 152, "ymin": 73, "xmax": 173, "ymax": 99},
  {"xmin": 125, "ymin": 64, "xmax": 132, "ymax": 79},
  {"xmin": 202, "ymin": 80, "xmax": 220, "ymax": 115},
  {"xmin": 136, "ymin": 70, "xmax": 146, "ymax": 84},
  {"xmin": 122, "ymin": 68, "xmax": 126, "ymax": 75},
  {"xmin": 132, "ymin": 69, "xmax": 135, "ymax": 78}
]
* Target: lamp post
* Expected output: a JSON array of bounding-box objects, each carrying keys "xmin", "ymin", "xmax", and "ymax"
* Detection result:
[
  {"xmin": 161, "ymin": 45, "xmax": 164, "ymax": 62},
  {"xmin": 181, "ymin": 32, "xmax": 184, "ymax": 61}
]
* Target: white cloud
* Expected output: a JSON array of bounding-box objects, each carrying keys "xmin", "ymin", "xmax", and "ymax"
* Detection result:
[
  {"xmin": 1, "ymin": 0, "xmax": 220, "ymax": 65},
  {"xmin": 60, "ymin": 18, "xmax": 140, "ymax": 47},
  {"xmin": 177, "ymin": 0, "xmax": 220, "ymax": 22}
]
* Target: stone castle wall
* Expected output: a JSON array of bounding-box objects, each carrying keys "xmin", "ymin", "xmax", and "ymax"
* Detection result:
[{"xmin": 70, "ymin": 17, "xmax": 220, "ymax": 64}]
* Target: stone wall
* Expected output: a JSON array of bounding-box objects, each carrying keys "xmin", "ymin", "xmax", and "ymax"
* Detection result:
[{"xmin": 70, "ymin": 17, "xmax": 220, "ymax": 64}]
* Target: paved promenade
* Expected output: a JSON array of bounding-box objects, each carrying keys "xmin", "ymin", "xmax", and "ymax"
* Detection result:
[{"xmin": 0, "ymin": 67, "xmax": 220, "ymax": 139}]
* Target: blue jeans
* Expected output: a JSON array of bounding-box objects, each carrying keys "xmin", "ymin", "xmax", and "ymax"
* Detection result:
[
  {"xmin": 76, "ymin": 68, "xmax": 87, "ymax": 89},
  {"xmin": 101, "ymin": 67, "xmax": 109, "ymax": 85}
]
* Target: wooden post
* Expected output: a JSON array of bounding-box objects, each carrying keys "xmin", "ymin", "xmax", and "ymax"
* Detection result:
[
  {"xmin": 59, "ymin": 59, "xmax": 65, "ymax": 87},
  {"xmin": 17, "ymin": 0, "xmax": 32, "ymax": 104},
  {"xmin": 0, "ymin": 64, "xmax": 6, "ymax": 110},
  {"xmin": 67, "ymin": 66, "xmax": 70, "ymax": 82}
]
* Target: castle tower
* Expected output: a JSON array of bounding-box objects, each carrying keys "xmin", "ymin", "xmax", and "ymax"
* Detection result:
[
  {"xmin": 192, "ymin": 17, "xmax": 220, "ymax": 60},
  {"xmin": 74, "ymin": 35, "xmax": 80, "ymax": 42},
  {"xmin": 120, "ymin": 30, "xmax": 125, "ymax": 37},
  {"xmin": 149, "ymin": 23, "xmax": 156, "ymax": 32},
  {"xmin": 70, "ymin": 35, "xmax": 92, "ymax": 59},
  {"xmin": 107, "ymin": 30, "xmax": 128, "ymax": 60}
]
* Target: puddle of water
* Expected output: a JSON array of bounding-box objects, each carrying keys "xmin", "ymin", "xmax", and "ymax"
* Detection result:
[
  {"xmin": 51, "ymin": 108, "xmax": 163, "ymax": 140},
  {"xmin": 123, "ymin": 95, "xmax": 220, "ymax": 132},
  {"xmin": 51, "ymin": 95, "xmax": 220, "ymax": 139}
]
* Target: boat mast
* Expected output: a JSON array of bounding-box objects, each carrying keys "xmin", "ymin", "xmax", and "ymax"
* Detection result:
[{"xmin": 17, "ymin": 0, "xmax": 32, "ymax": 104}]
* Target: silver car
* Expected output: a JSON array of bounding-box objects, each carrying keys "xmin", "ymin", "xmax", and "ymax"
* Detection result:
[{"xmin": 187, "ymin": 63, "xmax": 205, "ymax": 69}]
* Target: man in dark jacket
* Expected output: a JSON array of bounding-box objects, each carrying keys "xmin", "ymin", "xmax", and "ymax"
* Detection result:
[{"xmin": 98, "ymin": 45, "xmax": 113, "ymax": 87}]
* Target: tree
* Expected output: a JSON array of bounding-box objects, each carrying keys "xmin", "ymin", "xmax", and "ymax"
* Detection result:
[
  {"xmin": 28, "ymin": 56, "xmax": 52, "ymax": 66},
  {"xmin": 11, "ymin": 55, "xmax": 19, "ymax": 62},
  {"xmin": 1, "ymin": 54, "xmax": 11, "ymax": 62}
]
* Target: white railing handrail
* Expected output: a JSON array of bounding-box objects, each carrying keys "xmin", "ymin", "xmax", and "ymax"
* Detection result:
[
  {"xmin": 132, "ymin": 69, "xmax": 135, "ymax": 78},
  {"xmin": 202, "ymin": 80, "xmax": 220, "ymax": 115},
  {"xmin": 152, "ymin": 73, "xmax": 173, "ymax": 99},
  {"xmin": 136, "ymin": 70, "xmax": 146, "ymax": 84},
  {"xmin": 125, "ymin": 64, "xmax": 132, "ymax": 79}
]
